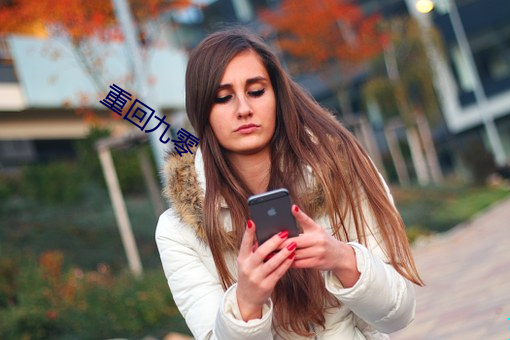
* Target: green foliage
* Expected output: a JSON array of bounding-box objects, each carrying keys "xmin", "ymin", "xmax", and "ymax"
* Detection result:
[
  {"xmin": 73, "ymin": 126, "xmax": 111, "ymax": 180},
  {"xmin": 405, "ymin": 225, "xmax": 432, "ymax": 244},
  {"xmin": 362, "ymin": 77, "xmax": 400, "ymax": 121},
  {"xmin": 394, "ymin": 184, "xmax": 510, "ymax": 235},
  {"xmin": 112, "ymin": 146, "xmax": 149, "ymax": 195},
  {"xmin": 0, "ymin": 257, "xmax": 18, "ymax": 309},
  {"xmin": 19, "ymin": 161, "xmax": 87, "ymax": 205},
  {"xmin": 11, "ymin": 126, "xmax": 153, "ymax": 205},
  {"xmin": 0, "ymin": 251, "xmax": 189, "ymax": 339},
  {"xmin": 0, "ymin": 189, "xmax": 160, "ymax": 272},
  {"xmin": 0, "ymin": 176, "xmax": 10, "ymax": 207},
  {"xmin": 0, "ymin": 127, "xmax": 179, "ymax": 338},
  {"xmin": 362, "ymin": 17, "xmax": 445, "ymax": 126},
  {"xmin": 74, "ymin": 126, "xmax": 150, "ymax": 195}
]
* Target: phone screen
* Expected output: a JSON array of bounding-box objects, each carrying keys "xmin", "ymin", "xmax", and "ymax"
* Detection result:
[{"xmin": 248, "ymin": 188, "xmax": 299, "ymax": 244}]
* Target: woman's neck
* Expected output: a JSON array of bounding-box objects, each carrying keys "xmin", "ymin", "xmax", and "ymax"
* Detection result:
[{"xmin": 227, "ymin": 147, "xmax": 271, "ymax": 195}]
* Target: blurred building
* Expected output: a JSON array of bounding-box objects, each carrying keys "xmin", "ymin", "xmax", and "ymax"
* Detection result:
[
  {"xmin": 430, "ymin": 0, "xmax": 510, "ymax": 151},
  {"xmin": 0, "ymin": 32, "xmax": 187, "ymax": 167},
  {"xmin": 355, "ymin": 0, "xmax": 510, "ymax": 175}
]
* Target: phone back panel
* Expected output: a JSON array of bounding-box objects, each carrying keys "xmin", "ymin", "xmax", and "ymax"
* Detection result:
[{"xmin": 248, "ymin": 189, "xmax": 299, "ymax": 245}]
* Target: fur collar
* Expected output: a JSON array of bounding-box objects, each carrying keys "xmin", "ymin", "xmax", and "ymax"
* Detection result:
[{"xmin": 163, "ymin": 147, "xmax": 327, "ymax": 243}]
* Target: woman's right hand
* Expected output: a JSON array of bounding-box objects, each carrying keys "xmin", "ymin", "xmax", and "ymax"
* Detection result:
[{"xmin": 235, "ymin": 220, "xmax": 296, "ymax": 321}]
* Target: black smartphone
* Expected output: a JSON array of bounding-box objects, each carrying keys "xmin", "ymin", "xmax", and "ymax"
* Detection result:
[{"xmin": 247, "ymin": 188, "xmax": 300, "ymax": 245}]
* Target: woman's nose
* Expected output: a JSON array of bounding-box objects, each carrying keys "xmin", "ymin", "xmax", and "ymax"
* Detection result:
[{"xmin": 236, "ymin": 94, "xmax": 253, "ymax": 118}]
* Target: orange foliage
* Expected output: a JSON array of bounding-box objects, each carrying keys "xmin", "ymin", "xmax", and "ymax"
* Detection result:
[
  {"xmin": 261, "ymin": 0, "xmax": 386, "ymax": 68},
  {"xmin": 0, "ymin": 0, "xmax": 191, "ymax": 43},
  {"xmin": 0, "ymin": 0, "xmax": 115, "ymax": 41},
  {"xmin": 39, "ymin": 250, "xmax": 65, "ymax": 281}
]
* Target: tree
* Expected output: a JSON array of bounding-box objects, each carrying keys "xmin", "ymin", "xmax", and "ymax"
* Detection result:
[
  {"xmin": 0, "ymin": 0, "xmax": 190, "ymax": 122},
  {"xmin": 261, "ymin": 0, "xmax": 388, "ymax": 174},
  {"xmin": 260, "ymin": 0, "xmax": 386, "ymax": 117},
  {"xmin": 363, "ymin": 17, "xmax": 445, "ymax": 185}
]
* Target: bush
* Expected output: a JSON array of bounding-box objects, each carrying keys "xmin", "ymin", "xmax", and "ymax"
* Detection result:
[
  {"xmin": 0, "ymin": 251, "xmax": 189, "ymax": 339},
  {"xmin": 0, "ymin": 180, "xmax": 10, "ymax": 207},
  {"xmin": 74, "ymin": 126, "xmax": 151, "ymax": 196},
  {"xmin": 73, "ymin": 126, "xmax": 111, "ymax": 180},
  {"xmin": 112, "ymin": 147, "xmax": 148, "ymax": 195},
  {"xmin": 0, "ymin": 257, "xmax": 18, "ymax": 309},
  {"xmin": 19, "ymin": 161, "xmax": 87, "ymax": 205},
  {"xmin": 13, "ymin": 126, "xmax": 153, "ymax": 205}
]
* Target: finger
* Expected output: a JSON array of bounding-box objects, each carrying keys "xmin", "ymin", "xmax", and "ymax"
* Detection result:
[
  {"xmin": 290, "ymin": 258, "xmax": 316, "ymax": 269},
  {"xmin": 261, "ymin": 241, "xmax": 297, "ymax": 277},
  {"xmin": 239, "ymin": 219, "xmax": 256, "ymax": 258},
  {"xmin": 251, "ymin": 240, "xmax": 259, "ymax": 253},
  {"xmin": 291, "ymin": 204, "xmax": 318, "ymax": 233},
  {"xmin": 291, "ymin": 247, "xmax": 319, "ymax": 261},
  {"xmin": 280, "ymin": 234, "xmax": 319, "ymax": 250},
  {"xmin": 263, "ymin": 250, "xmax": 296, "ymax": 287},
  {"xmin": 255, "ymin": 230, "xmax": 289, "ymax": 262}
]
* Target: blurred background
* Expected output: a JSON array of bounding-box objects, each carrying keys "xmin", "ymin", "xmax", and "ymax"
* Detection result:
[{"xmin": 0, "ymin": 0, "xmax": 509, "ymax": 339}]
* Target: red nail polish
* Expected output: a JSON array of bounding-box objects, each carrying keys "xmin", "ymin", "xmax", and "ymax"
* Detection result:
[
  {"xmin": 247, "ymin": 220, "xmax": 253, "ymax": 229},
  {"xmin": 288, "ymin": 252, "xmax": 296, "ymax": 260},
  {"xmin": 278, "ymin": 231, "xmax": 289, "ymax": 239},
  {"xmin": 265, "ymin": 253, "xmax": 275, "ymax": 261},
  {"xmin": 293, "ymin": 205, "xmax": 299, "ymax": 213},
  {"xmin": 287, "ymin": 242, "xmax": 297, "ymax": 251}
]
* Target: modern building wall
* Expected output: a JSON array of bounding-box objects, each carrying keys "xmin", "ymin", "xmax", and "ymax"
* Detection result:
[{"xmin": 432, "ymin": 0, "xmax": 510, "ymax": 133}]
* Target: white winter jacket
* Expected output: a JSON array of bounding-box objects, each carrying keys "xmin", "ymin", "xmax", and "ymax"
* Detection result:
[{"xmin": 155, "ymin": 148, "xmax": 416, "ymax": 340}]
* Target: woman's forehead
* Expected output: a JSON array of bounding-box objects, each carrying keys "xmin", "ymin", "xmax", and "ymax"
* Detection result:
[{"xmin": 218, "ymin": 51, "xmax": 269, "ymax": 85}]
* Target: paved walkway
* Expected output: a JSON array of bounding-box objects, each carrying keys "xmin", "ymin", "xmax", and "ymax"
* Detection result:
[{"xmin": 392, "ymin": 196, "xmax": 510, "ymax": 340}]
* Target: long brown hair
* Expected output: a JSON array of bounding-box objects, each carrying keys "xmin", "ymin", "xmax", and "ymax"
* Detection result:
[{"xmin": 184, "ymin": 27, "xmax": 423, "ymax": 337}]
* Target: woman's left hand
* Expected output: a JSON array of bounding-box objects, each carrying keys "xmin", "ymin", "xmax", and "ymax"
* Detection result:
[{"xmin": 288, "ymin": 204, "xmax": 361, "ymax": 288}]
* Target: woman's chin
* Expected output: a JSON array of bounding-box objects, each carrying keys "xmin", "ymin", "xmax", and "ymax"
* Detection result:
[{"xmin": 225, "ymin": 143, "xmax": 270, "ymax": 156}]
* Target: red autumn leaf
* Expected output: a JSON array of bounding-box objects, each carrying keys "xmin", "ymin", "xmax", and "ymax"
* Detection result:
[{"xmin": 260, "ymin": 0, "xmax": 385, "ymax": 70}]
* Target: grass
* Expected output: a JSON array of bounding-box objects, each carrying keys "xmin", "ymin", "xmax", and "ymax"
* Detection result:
[
  {"xmin": 392, "ymin": 184, "xmax": 510, "ymax": 242},
  {"xmin": 0, "ymin": 182, "xmax": 161, "ymax": 272}
]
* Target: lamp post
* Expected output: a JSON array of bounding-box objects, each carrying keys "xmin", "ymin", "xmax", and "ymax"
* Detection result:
[{"xmin": 412, "ymin": 0, "xmax": 507, "ymax": 166}]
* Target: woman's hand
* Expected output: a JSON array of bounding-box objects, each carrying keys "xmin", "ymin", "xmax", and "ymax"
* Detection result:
[
  {"xmin": 236, "ymin": 220, "xmax": 296, "ymax": 321},
  {"xmin": 288, "ymin": 205, "xmax": 361, "ymax": 288}
]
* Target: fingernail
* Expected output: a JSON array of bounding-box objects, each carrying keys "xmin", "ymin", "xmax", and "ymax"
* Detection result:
[
  {"xmin": 264, "ymin": 253, "xmax": 275, "ymax": 261},
  {"xmin": 293, "ymin": 205, "xmax": 299, "ymax": 213},
  {"xmin": 247, "ymin": 220, "xmax": 253, "ymax": 229},
  {"xmin": 288, "ymin": 252, "xmax": 296, "ymax": 260},
  {"xmin": 287, "ymin": 242, "xmax": 297, "ymax": 251},
  {"xmin": 278, "ymin": 231, "xmax": 289, "ymax": 239}
]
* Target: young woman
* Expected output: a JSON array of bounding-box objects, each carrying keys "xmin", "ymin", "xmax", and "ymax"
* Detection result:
[{"xmin": 156, "ymin": 28, "xmax": 423, "ymax": 340}]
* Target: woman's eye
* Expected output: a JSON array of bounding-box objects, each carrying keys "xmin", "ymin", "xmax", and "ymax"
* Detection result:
[
  {"xmin": 249, "ymin": 89, "xmax": 265, "ymax": 97},
  {"xmin": 214, "ymin": 95, "xmax": 232, "ymax": 104}
]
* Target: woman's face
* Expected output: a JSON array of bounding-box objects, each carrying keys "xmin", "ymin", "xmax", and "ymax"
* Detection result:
[{"xmin": 209, "ymin": 50, "xmax": 276, "ymax": 156}]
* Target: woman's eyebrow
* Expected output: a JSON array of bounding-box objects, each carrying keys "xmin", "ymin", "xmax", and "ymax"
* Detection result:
[
  {"xmin": 246, "ymin": 76, "xmax": 267, "ymax": 84},
  {"xmin": 217, "ymin": 76, "xmax": 268, "ymax": 90}
]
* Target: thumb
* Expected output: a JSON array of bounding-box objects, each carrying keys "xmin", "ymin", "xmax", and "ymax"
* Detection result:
[
  {"xmin": 239, "ymin": 219, "xmax": 257, "ymax": 257},
  {"xmin": 291, "ymin": 204, "xmax": 317, "ymax": 233}
]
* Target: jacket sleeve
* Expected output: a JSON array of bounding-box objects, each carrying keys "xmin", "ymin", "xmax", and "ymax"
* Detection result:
[
  {"xmin": 323, "ymin": 174, "xmax": 416, "ymax": 334},
  {"xmin": 155, "ymin": 209, "xmax": 274, "ymax": 340}
]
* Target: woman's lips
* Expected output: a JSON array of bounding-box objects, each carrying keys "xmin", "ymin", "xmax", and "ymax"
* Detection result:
[{"xmin": 235, "ymin": 124, "xmax": 260, "ymax": 134}]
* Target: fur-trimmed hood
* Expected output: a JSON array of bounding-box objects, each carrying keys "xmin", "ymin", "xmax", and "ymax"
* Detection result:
[{"xmin": 162, "ymin": 147, "xmax": 327, "ymax": 244}]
